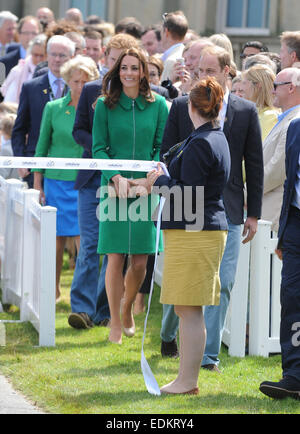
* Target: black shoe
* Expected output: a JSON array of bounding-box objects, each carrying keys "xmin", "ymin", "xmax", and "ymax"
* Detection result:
[
  {"xmin": 161, "ymin": 338, "xmax": 179, "ymax": 358},
  {"xmin": 259, "ymin": 376, "xmax": 300, "ymax": 400},
  {"xmin": 202, "ymin": 364, "xmax": 221, "ymax": 374},
  {"xmin": 68, "ymin": 312, "xmax": 94, "ymax": 329}
]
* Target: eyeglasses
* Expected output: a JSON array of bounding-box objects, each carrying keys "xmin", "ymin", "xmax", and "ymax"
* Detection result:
[
  {"xmin": 48, "ymin": 52, "xmax": 68, "ymax": 59},
  {"xmin": 273, "ymin": 81, "xmax": 292, "ymax": 90},
  {"xmin": 162, "ymin": 12, "xmax": 169, "ymax": 22},
  {"xmin": 19, "ymin": 31, "xmax": 39, "ymax": 37}
]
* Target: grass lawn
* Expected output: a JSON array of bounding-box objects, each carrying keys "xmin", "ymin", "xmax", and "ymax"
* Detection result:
[{"xmin": 0, "ymin": 256, "xmax": 300, "ymax": 414}]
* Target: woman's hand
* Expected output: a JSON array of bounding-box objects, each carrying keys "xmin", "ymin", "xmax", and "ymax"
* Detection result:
[
  {"xmin": 34, "ymin": 173, "xmax": 46, "ymax": 206},
  {"xmin": 128, "ymin": 178, "xmax": 151, "ymax": 197},
  {"xmin": 111, "ymin": 175, "xmax": 131, "ymax": 198},
  {"xmin": 147, "ymin": 163, "xmax": 164, "ymax": 187}
]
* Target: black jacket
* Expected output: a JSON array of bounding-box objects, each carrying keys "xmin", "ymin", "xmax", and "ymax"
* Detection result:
[
  {"xmin": 160, "ymin": 94, "xmax": 264, "ymax": 225},
  {"xmin": 155, "ymin": 122, "xmax": 231, "ymax": 231}
]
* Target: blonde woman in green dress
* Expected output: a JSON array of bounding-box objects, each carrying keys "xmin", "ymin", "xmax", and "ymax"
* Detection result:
[
  {"xmin": 93, "ymin": 47, "xmax": 168, "ymax": 344},
  {"xmin": 33, "ymin": 55, "xmax": 99, "ymax": 300}
]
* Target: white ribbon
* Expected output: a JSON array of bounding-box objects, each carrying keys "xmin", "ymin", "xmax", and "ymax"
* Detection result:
[
  {"xmin": 0, "ymin": 156, "xmax": 168, "ymax": 174},
  {"xmin": 0, "ymin": 155, "xmax": 169, "ymax": 394},
  {"xmin": 141, "ymin": 196, "xmax": 166, "ymax": 396}
]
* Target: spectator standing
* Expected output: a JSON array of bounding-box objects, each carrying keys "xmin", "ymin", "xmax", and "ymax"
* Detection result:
[
  {"xmin": 0, "ymin": 113, "xmax": 19, "ymax": 179},
  {"xmin": 11, "ymin": 35, "xmax": 75, "ymax": 188},
  {"xmin": 280, "ymin": 31, "xmax": 300, "ymax": 69},
  {"xmin": 36, "ymin": 7, "xmax": 55, "ymax": 30},
  {"xmin": 92, "ymin": 47, "xmax": 168, "ymax": 344},
  {"xmin": 0, "ymin": 11, "xmax": 18, "ymax": 57},
  {"xmin": 33, "ymin": 55, "xmax": 99, "ymax": 301},
  {"xmin": 0, "ymin": 16, "xmax": 42, "ymax": 77},
  {"xmin": 1, "ymin": 34, "xmax": 47, "ymax": 104},
  {"xmin": 261, "ymin": 67, "xmax": 300, "ymax": 232},
  {"xmin": 65, "ymin": 8, "xmax": 84, "ymax": 27},
  {"xmin": 160, "ymin": 11, "xmax": 188, "ymax": 82},
  {"xmin": 147, "ymin": 55, "xmax": 164, "ymax": 86},
  {"xmin": 260, "ymin": 117, "xmax": 300, "ymax": 400},
  {"xmin": 84, "ymin": 31, "xmax": 105, "ymax": 76},
  {"xmin": 231, "ymin": 75, "xmax": 244, "ymax": 98},
  {"xmin": 240, "ymin": 40, "xmax": 269, "ymax": 69},
  {"xmin": 241, "ymin": 64, "xmax": 280, "ymax": 141},
  {"xmin": 115, "ymin": 17, "xmax": 144, "ymax": 39},
  {"xmin": 141, "ymin": 25, "xmax": 162, "ymax": 55}
]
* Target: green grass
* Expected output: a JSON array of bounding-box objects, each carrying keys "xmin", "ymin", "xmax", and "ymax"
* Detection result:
[{"xmin": 0, "ymin": 256, "xmax": 300, "ymax": 414}]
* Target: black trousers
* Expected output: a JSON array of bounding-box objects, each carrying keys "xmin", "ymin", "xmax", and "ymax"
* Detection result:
[{"xmin": 281, "ymin": 206, "xmax": 300, "ymax": 381}]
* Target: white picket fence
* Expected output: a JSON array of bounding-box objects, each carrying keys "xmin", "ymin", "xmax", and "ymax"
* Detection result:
[
  {"xmin": 0, "ymin": 176, "xmax": 56, "ymax": 347},
  {"xmin": 155, "ymin": 220, "xmax": 282, "ymax": 358}
]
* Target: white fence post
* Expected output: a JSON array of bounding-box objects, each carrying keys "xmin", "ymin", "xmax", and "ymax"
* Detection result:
[
  {"xmin": 0, "ymin": 177, "xmax": 57, "ymax": 347},
  {"xmin": 20, "ymin": 189, "xmax": 40, "ymax": 322},
  {"xmin": 39, "ymin": 205, "xmax": 56, "ymax": 347},
  {"xmin": 1, "ymin": 178, "xmax": 24, "ymax": 306},
  {"xmin": 248, "ymin": 221, "xmax": 281, "ymax": 356},
  {"xmin": 222, "ymin": 240, "xmax": 250, "ymax": 357},
  {"xmin": 21, "ymin": 191, "xmax": 56, "ymax": 347}
]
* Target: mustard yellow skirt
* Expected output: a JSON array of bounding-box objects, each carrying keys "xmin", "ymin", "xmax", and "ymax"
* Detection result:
[{"xmin": 160, "ymin": 229, "xmax": 227, "ymax": 306}]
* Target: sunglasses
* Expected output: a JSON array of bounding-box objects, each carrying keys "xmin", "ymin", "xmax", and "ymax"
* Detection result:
[
  {"xmin": 273, "ymin": 81, "xmax": 292, "ymax": 90},
  {"xmin": 240, "ymin": 53, "xmax": 256, "ymax": 60}
]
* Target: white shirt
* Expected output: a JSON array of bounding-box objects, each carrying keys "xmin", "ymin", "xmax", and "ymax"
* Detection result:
[
  {"xmin": 219, "ymin": 88, "xmax": 230, "ymax": 131},
  {"xmin": 161, "ymin": 43, "xmax": 184, "ymax": 63}
]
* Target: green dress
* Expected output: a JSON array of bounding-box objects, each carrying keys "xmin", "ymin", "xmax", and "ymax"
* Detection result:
[{"xmin": 92, "ymin": 91, "xmax": 168, "ymax": 254}]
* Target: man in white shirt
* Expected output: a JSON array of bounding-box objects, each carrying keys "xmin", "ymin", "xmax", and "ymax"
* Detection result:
[{"xmin": 160, "ymin": 11, "xmax": 188, "ymax": 82}]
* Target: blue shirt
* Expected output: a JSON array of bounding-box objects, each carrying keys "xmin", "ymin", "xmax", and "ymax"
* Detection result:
[
  {"xmin": 48, "ymin": 70, "xmax": 66, "ymax": 101},
  {"xmin": 276, "ymin": 105, "xmax": 300, "ymax": 125},
  {"xmin": 20, "ymin": 45, "xmax": 26, "ymax": 59}
]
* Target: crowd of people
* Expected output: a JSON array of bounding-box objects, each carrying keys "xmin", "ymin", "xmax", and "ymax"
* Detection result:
[{"xmin": 0, "ymin": 7, "xmax": 300, "ymax": 400}]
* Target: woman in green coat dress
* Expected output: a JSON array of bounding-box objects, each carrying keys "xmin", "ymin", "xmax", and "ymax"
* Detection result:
[{"xmin": 92, "ymin": 47, "xmax": 168, "ymax": 344}]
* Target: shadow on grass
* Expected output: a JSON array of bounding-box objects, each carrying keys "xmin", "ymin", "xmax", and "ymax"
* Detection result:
[{"xmin": 53, "ymin": 388, "xmax": 294, "ymax": 414}]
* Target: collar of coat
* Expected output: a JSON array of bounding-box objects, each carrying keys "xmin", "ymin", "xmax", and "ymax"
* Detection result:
[{"xmin": 119, "ymin": 91, "xmax": 147, "ymax": 111}]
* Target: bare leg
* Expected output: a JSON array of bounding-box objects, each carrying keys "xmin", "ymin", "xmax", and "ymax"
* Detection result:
[
  {"xmin": 122, "ymin": 254, "xmax": 148, "ymax": 330},
  {"xmin": 56, "ymin": 236, "xmax": 67, "ymax": 300},
  {"xmin": 133, "ymin": 293, "xmax": 145, "ymax": 315},
  {"xmin": 105, "ymin": 254, "xmax": 126, "ymax": 344},
  {"xmin": 74, "ymin": 235, "xmax": 80, "ymax": 254},
  {"xmin": 160, "ymin": 305, "xmax": 206, "ymax": 394}
]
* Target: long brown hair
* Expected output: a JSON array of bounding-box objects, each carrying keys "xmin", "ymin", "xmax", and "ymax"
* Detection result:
[{"xmin": 99, "ymin": 47, "xmax": 154, "ymax": 109}]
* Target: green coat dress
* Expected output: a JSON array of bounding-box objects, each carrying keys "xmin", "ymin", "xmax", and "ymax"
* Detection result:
[{"xmin": 92, "ymin": 91, "xmax": 168, "ymax": 254}]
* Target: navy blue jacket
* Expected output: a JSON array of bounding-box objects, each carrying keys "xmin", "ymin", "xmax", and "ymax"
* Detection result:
[
  {"xmin": 155, "ymin": 122, "xmax": 231, "ymax": 231},
  {"xmin": 12, "ymin": 73, "xmax": 51, "ymax": 157},
  {"xmin": 0, "ymin": 43, "xmax": 21, "ymax": 76},
  {"xmin": 278, "ymin": 118, "xmax": 300, "ymax": 248},
  {"xmin": 72, "ymin": 79, "xmax": 171, "ymax": 190},
  {"xmin": 160, "ymin": 94, "xmax": 263, "ymax": 225}
]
